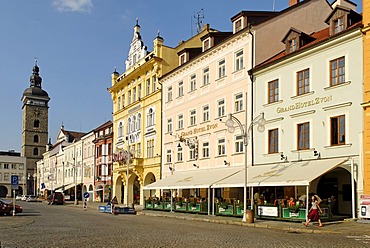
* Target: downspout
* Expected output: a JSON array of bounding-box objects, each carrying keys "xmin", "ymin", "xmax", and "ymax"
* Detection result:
[{"xmin": 248, "ymin": 26, "xmax": 255, "ymax": 167}]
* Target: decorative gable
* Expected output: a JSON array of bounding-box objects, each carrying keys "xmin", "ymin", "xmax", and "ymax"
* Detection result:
[{"xmin": 125, "ymin": 19, "xmax": 148, "ymax": 70}]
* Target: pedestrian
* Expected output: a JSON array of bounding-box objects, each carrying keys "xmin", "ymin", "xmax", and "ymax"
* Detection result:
[
  {"xmin": 304, "ymin": 195, "xmax": 323, "ymax": 227},
  {"xmin": 111, "ymin": 196, "xmax": 118, "ymax": 215}
]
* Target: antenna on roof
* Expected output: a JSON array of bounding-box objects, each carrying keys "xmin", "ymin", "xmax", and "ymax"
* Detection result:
[
  {"xmin": 192, "ymin": 8, "xmax": 204, "ymax": 35},
  {"xmin": 273, "ymin": 0, "xmax": 276, "ymax": 12}
]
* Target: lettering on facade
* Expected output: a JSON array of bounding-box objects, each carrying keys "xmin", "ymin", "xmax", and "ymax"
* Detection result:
[
  {"xmin": 276, "ymin": 95, "xmax": 332, "ymax": 114},
  {"xmin": 128, "ymin": 104, "xmax": 141, "ymax": 114},
  {"xmin": 181, "ymin": 123, "xmax": 218, "ymax": 137}
]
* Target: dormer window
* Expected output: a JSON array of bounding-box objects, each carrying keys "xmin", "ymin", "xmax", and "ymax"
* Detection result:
[
  {"xmin": 333, "ymin": 17, "xmax": 344, "ymax": 34},
  {"xmin": 180, "ymin": 54, "xmax": 186, "ymax": 65},
  {"xmin": 235, "ymin": 19, "xmax": 242, "ymax": 33},
  {"xmin": 203, "ymin": 39, "xmax": 210, "ymax": 51},
  {"xmin": 289, "ymin": 38, "xmax": 297, "ymax": 52}
]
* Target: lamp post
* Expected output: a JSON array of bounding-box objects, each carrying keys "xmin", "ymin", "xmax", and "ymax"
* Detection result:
[{"xmin": 225, "ymin": 112, "xmax": 266, "ymax": 222}]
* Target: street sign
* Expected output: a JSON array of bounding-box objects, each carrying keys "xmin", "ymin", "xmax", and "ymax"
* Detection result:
[
  {"xmin": 83, "ymin": 192, "xmax": 90, "ymax": 199},
  {"xmin": 11, "ymin": 175, "xmax": 19, "ymax": 190}
]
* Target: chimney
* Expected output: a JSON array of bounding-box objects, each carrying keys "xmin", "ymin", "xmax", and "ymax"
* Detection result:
[{"xmin": 289, "ymin": 0, "xmax": 299, "ymax": 6}]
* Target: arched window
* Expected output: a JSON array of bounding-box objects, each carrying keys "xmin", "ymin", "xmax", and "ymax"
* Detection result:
[
  {"xmin": 147, "ymin": 108, "xmax": 154, "ymax": 127},
  {"xmin": 118, "ymin": 122, "xmax": 123, "ymax": 137},
  {"xmin": 34, "ymin": 119, "xmax": 40, "ymax": 128},
  {"xmin": 128, "ymin": 118, "xmax": 131, "ymax": 133},
  {"xmin": 33, "ymin": 147, "xmax": 38, "ymax": 155},
  {"xmin": 34, "ymin": 135, "xmax": 39, "ymax": 143},
  {"xmin": 137, "ymin": 114, "xmax": 141, "ymax": 131},
  {"xmin": 132, "ymin": 116, "xmax": 136, "ymax": 131}
]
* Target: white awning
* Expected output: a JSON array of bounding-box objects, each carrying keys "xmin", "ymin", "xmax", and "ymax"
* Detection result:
[
  {"xmin": 143, "ymin": 166, "xmax": 243, "ymax": 190},
  {"xmin": 212, "ymin": 157, "xmax": 349, "ymax": 188}
]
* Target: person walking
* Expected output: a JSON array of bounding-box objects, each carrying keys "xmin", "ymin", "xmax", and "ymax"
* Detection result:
[{"xmin": 304, "ymin": 195, "xmax": 323, "ymax": 227}]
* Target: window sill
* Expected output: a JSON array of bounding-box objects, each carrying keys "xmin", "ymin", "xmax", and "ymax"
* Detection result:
[
  {"xmin": 291, "ymin": 91, "xmax": 314, "ymax": 100},
  {"xmin": 216, "ymin": 75, "xmax": 227, "ymax": 81},
  {"xmin": 176, "ymin": 95, "xmax": 184, "ymax": 99},
  {"xmin": 324, "ymin": 144, "xmax": 352, "ymax": 149},
  {"xmin": 199, "ymin": 157, "xmax": 210, "ymax": 160},
  {"xmin": 201, "ymin": 83, "xmax": 210, "ymax": 88},
  {"xmin": 324, "ymin": 81, "xmax": 351, "ymax": 91},
  {"xmin": 215, "ymin": 155, "xmax": 227, "ymax": 158},
  {"xmin": 263, "ymin": 100, "xmax": 283, "ymax": 107},
  {"xmin": 232, "ymin": 68, "xmax": 245, "ymax": 74},
  {"xmin": 291, "ymin": 148, "xmax": 315, "ymax": 153},
  {"xmin": 200, "ymin": 120, "xmax": 211, "ymax": 125},
  {"xmin": 188, "ymin": 89, "xmax": 197, "ymax": 94}
]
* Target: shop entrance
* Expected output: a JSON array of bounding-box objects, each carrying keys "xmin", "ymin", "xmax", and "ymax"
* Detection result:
[{"xmin": 0, "ymin": 185, "xmax": 7, "ymax": 197}]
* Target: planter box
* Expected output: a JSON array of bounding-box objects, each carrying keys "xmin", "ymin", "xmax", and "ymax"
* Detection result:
[
  {"xmin": 154, "ymin": 203, "xmax": 163, "ymax": 210},
  {"xmin": 282, "ymin": 208, "xmax": 306, "ymax": 219},
  {"xmin": 163, "ymin": 202, "xmax": 174, "ymax": 210},
  {"xmin": 188, "ymin": 204, "xmax": 201, "ymax": 212},
  {"xmin": 176, "ymin": 203, "xmax": 187, "ymax": 211},
  {"xmin": 145, "ymin": 203, "xmax": 153, "ymax": 209},
  {"xmin": 218, "ymin": 205, "xmax": 234, "ymax": 215}
]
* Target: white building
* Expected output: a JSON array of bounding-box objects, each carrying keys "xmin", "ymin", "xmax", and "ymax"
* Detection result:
[
  {"xmin": 252, "ymin": 2, "xmax": 362, "ymax": 216},
  {"xmin": 0, "ymin": 151, "xmax": 27, "ymax": 197}
]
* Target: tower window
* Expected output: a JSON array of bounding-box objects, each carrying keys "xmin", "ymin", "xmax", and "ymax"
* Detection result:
[
  {"xmin": 34, "ymin": 119, "xmax": 40, "ymax": 128},
  {"xmin": 34, "ymin": 135, "xmax": 39, "ymax": 143},
  {"xmin": 33, "ymin": 147, "xmax": 39, "ymax": 156}
]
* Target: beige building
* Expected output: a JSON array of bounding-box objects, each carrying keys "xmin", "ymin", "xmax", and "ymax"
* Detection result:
[{"xmin": 0, "ymin": 151, "xmax": 27, "ymax": 197}]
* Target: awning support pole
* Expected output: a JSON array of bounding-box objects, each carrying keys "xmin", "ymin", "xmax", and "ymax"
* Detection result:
[
  {"xmin": 351, "ymin": 157, "xmax": 355, "ymax": 219},
  {"xmin": 212, "ymin": 188, "xmax": 215, "ymax": 216},
  {"xmin": 251, "ymin": 187, "xmax": 254, "ymax": 210},
  {"xmin": 208, "ymin": 187, "xmax": 210, "ymax": 215},
  {"xmin": 170, "ymin": 189, "xmax": 173, "ymax": 212},
  {"xmin": 306, "ymin": 185, "xmax": 309, "ymax": 222}
]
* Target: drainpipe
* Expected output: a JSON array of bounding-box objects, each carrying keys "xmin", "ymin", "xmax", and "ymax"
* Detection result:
[{"xmin": 248, "ymin": 26, "xmax": 255, "ymax": 167}]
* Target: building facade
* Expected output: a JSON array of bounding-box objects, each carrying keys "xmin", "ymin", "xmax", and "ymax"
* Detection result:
[
  {"xmin": 362, "ymin": 0, "xmax": 370, "ymax": 195},
  {"xmin": 253, "ymin": 2, "xmax": 363, "ymax": 216},
  {"xmin": 0, "ymin": 151, "xmax": 27, "ymax": 197},
  {"xmin": 21, "ymin": 62, "xmax": 50, "ymax": 194},
  {"xmin": 109, "ymin": 20, "xmax": 216, "ymax": 206}
]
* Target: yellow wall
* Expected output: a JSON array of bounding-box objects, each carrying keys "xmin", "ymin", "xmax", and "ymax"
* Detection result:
[{"xmin": 363, "ymin": 0, "xmax": 370, "ymax": 194}]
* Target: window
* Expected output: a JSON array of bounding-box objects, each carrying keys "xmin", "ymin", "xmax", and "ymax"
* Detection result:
[
  {"xmin": 268, "ymin": 79, "xmax": 279, "ymax": 104},
  {"xmin": 203, "ymin": 67, "xmax": 210, "ymax": 86},
  {"xmin": 334, "ymin": 17, "xmax": 344, "ymax": 34},
  {"xmin": 138, "ymin": 84, "xmax": 141, "ymax": 99},
  {"xmin": 34, "ymin": 119, "xmax": 40, "ymax": 128},
  {"xmin": 218, "ymin": 59, "xmax": 226, "ymax": 78},
  {"xmin": 189, "ymin": 148, "xmax": 196, "ymax": 160},
  {"xmin": 167, "ymin": 118, "xmax": 172, "ymax": 133},
  {"xmin": 33, "ymin": 147, "xmax": 39, "ymax": 155},
  {"xmin": 34, "ymin": 135, "xmax": 39, "ymax": 143},
  {"xmin": 137, "ymin": 143, "xmax": 141, "ymax": 157},
  {"xmin": 167, "ymin": 86, "xmax": 173, "ymax": 101},
  {"xmin": 147, "ymin": 139, "xmax": 154, "ymax": 158},
  {"xmin": 133, "ymin": 87, "xmax": 136, "ymax": 102},
  {"xmin": 146, "ymin": 79, "xmax": 151, "ymax": 95},
  {"xmin": 128, "ymin": 118, "xmax": 132, "ymax": 133},
  {"xmin": 203, "ymin": 39, "xmax": 210, "ymax": 50},
  {"xmin": 3, "ymin": 163, "xmax": 9, "ymax": 169},
  {"xmin": 166, "ymin": 149, "xmax": 172, "ymax": 163},
  {"xmin": 19, "ymin": 164, "xmax": 24, "ymax": 170},
  {"xmin": 4, "ymin": 173, "xmax": 9, "ymax": 181},
  {"xmin": 190, "ymin": 74, "xmax": 196, "ymax": 91},
  {"xmin": 122, "ymin": 94, "xmax": 125, "ymax": 107},
  {"xmin": 289, "ymin": 38, "xmax": 297, "ymax": 52},
  {"xmin": 235, "ymin": 19, "xmax": 242, "ymax": 32},
  {"xmin": 11, "ymin": 164, "xmax": 16, "ymax": 169},
  {"xmin": 235, "ymin": 93, "xmax": 243, "ymax": 112},
  {"xmin": 330, "ymin": 57, "xmax": 345, "ymax": 86},
  {"xmin": 178, "ymin": 114, "xmax": 184, "ymax": 129},
  {"xmin": 190, "ymin": 110, "xmax": 196, "ymax": 126},
  {"xmin": 178, "ymin": 81, "xmax": 184, "ymax": 97},
  {"xmin": 235, "ymin": 50, "xmax": 243, "ymax": 71},
  {"xmin": 202, "ymin": 142, "xmax": 210, "ymax": 158},
  {"xmin": 137, "ymin": 114, "xmax": 141, "ymax": 131},
  {"xmin": 128, "ymin": 90, "xmax": 132, "ymax": 104},
  {"xmin": 152, "ymin": 76, "xmax": 157, "ymax": 92},
  {"xmin": 202, "ymin": 105, "xmax": 210, "ymax": 122},
  {"xmin": 331, "ymin": 115, "xmax": 345, "ymax": 145},
  {"xmin": 177, "ymin": 146, "xmax": 183, "ymax": 162},
  {"xmin": 118, "ymin": 122, "xmax": 123, "ymax": 137},
  {"xmin": 147, "ymin": 108, "xmax": 154, "ymax": 127},
  {"xmin": 297, "ymin": 122, "xmax": 310, "ymax": 150},
  {"xmin": 118, "ymin": 96, "xmax": 121, "ymax": 110},
  {"xmin": 218, "ymin": 99, "xmax": 225, "ymax": 117},
  {"xmin": 218, "ymin": 138, "xmax": 226, "ymax": 156},
  {"xmin": 0, "ymin": 173, "xmax": 2, "ymax": 181},
  {"xmin": 297, "ymin": 69, "xmax": 310, "ymax": 95},
  {"xmin": 180, "ymin": 54, "xmax": 186, "ymax": 65},
  {"xmin": 235, "ymin": 135, "xmax": 244, "ymax": 153},
  {"xmin": 268, "ymin": 129, "xmax": 279, "ymax": 154}
]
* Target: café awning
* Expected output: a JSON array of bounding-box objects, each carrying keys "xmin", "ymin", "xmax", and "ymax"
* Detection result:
[
  {"xmin": 211, "ymin": 157, "xmax": 349, "ymax": 188},
  {"xmin": 143, "ymin": 166, "xmax": 243, "ymax": 190}
]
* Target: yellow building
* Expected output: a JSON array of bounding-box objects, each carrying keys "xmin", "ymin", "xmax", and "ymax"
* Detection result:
[
  {"xmin": 363, "ymin": 0, "xmax": 370, "ymax": 195},
  {"xmin": 109, "ymin": 20, "xmax": 217, "ymax": 206}
]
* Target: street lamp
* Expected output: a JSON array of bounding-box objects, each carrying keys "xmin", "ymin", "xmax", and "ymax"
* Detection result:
[{"xmin": 225, "ymin": 112, "xmax": 266, "ymax": 222}]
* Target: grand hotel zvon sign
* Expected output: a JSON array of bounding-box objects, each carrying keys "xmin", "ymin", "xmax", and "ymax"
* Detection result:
[{"xmin": 276, "ymin": 95, "xmax": 332, "ymax": 114}]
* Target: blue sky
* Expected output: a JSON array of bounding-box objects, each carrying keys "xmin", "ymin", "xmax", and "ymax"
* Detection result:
[{"xmin": 0, "ymin": 0, "xmax": 363, "ymax": 151}]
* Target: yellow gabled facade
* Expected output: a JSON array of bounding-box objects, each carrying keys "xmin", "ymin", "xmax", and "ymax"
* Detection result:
[
  {"xmin": 363, "ymin": 0, "xmax": 370, "ymax": 195},
  {"xmin": 109, "ymin": 21, "xmax": 216, "ymax": 206}
]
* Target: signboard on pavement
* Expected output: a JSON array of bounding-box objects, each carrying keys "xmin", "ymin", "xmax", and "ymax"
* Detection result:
[
  {"xmin": 360, "ymin": 195, "xmax": 370, "ymax": 219},
  {"xmin": 11, "ymin": 175, "xmax": 19, "ymax": 190}
]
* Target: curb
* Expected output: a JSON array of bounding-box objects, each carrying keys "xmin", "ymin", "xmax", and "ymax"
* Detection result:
[{"xmin": 137, "ymin": 211, "xmax": 341, "ymax": 235}]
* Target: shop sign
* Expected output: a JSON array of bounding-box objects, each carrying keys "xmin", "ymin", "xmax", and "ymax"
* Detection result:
[
  {"xmin": 257, "ymin": 206, "xmax": 278, "ymax": 217},
  {"xmin": 276, "ymin": 95, "xmax": 332, "ymax": 114},
  {"xmin": 360, "ymin": 195, "xmax": 370, "ymax": 218},
  {"xmin": 181, "ymin": 123, "xmax": 218, "ymax": 137}
]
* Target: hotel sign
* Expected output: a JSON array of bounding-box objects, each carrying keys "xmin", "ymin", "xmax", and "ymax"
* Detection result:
[
  {"xmin": 181, "ymin": 123, "xmax": 218, "ymax": 137},
  {"xmin": 277, "ymin": 95, "xmax": 332, "ymax": 114}
]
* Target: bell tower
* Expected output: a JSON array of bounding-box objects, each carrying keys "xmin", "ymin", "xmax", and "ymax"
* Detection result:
[{"xmin": 21, "ymin": 61, "xmax": 50, "ymax": 194}]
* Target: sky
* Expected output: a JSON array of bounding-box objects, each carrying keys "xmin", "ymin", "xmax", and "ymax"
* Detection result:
[{"xmin": 0, "ymin": 0, "xmax": 363, "ymax": 152}]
